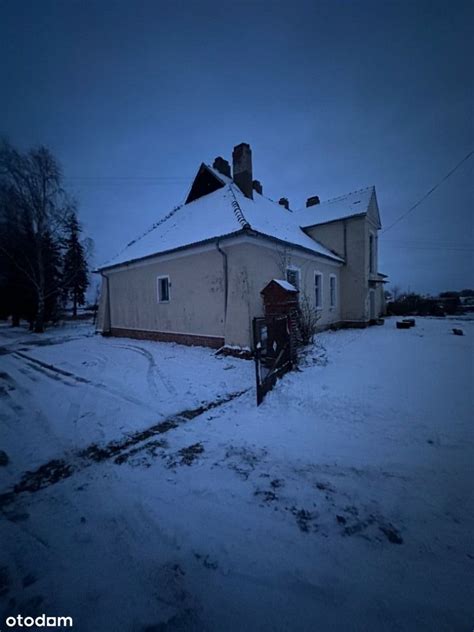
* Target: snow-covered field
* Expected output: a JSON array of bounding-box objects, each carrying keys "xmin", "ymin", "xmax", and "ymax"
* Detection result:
[{"xmin": 0, "ymin": 318, "xmax": 472, "ymax": 631}]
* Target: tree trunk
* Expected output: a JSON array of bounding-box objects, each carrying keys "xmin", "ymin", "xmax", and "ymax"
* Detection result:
[
  {"xmin": 34, "ymin": 292, "xmax": 45, "ymax": 333},
  {"xmin": 73, "ymin": 290, "xmax": 77, "ymax": 318},
  {"xmin": 11, "ymin": 313, "xmax": 20, "ymax": 327},
  {"xmin": 34, "ymin": 231, "xmax": 46, "ymax": 333}
]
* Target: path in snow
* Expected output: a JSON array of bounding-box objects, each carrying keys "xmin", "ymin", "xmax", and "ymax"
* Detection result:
[
  {"xmin": 0, "ymin": 317, "xmax": 472, "ymax": 632},
  {"xmin": 0, "ymin": 387, "xmax": 249, "ymax": 507}
]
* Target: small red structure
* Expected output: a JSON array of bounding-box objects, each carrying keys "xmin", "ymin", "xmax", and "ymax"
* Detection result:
[
  {"xmin": 260, "ymin": 280, "xmax": 299, "ymax": 364},
  {"xmin": 261, "ymin": 279, "xmax": 299, "ymax": 317}
]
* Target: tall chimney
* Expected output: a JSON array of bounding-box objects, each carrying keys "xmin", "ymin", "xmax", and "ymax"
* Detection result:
[
  {"xmin": 278, "ymin": 197, "xmax": 289, "ymax": 210},
  {"xmin": 252, "ymin": 179, "xmax": 263, "ymax": 195},
  {"xmin": 232, "ymin": 143, "xmax": 253, "ymax": 199},
  {"xmin": 306, "ymin": 195, "xmax": 320, "ymax": 207},
  {"xmin": 213, "ymin": 156, "xmax": 231, "ymax": 178}
]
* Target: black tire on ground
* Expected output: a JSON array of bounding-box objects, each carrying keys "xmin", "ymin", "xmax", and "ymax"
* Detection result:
[{"xmin": 396, "ymin": 321, "xmax": 411, "ymax": 329}]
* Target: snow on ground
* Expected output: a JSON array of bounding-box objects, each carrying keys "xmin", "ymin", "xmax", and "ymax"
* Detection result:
[
  {"xmin": 0, "ymin": 317, "xmax": 472, "ymax": 631},
  {"xmin": 0, "ymin": 322, "xmax": 251, "ymax": 484}
]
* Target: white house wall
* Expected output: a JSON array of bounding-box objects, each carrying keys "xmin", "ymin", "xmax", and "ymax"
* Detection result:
[
  {"xmin": 102, "ymin": 248, "xmax": 226, "ymax": 343},
  {"xmin": 221, "ymin": 240, "xmax": 342, "ymax": 346},
  {"xmin": 96, "ymin": 236, "xmax": 343, "ymax": 348},
  {"xmin": 306, "ymin": 216, "xmax": 370, "ymax": 323}
]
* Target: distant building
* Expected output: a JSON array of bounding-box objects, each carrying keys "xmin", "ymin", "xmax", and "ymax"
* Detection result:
[{"xmin": 96, "ymin": 143, "xmax": 386, "ymax": 348}]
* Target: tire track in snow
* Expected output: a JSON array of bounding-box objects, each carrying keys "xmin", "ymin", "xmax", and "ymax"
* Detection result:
[
  {"xmin": 0, "ymin": 388, "xmax": 250, "ymax": 508},
  {"xmin": 11, "ymin": 351, "xmax": 160, "ymax": 413},
  {"xmin": 109, "ymin": 343, "xmax": 178, "ymax": 397},
  {"xmin": 0, "ymin": 333, "xmax": 94, "ymax": 356}
]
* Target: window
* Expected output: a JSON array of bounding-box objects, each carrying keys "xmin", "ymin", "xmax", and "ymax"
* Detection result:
[
  {"xmin": 314, "ymin": 272, "xmax": 323, "ymax": 309},
  {"xmin": 369, "ymin": 233, "xmax": 375, "ymax": 274},
  {"xmin": 329, "ymin": 275, "xmax": 337, "ymax": 308},
  {"xmin": 157, "ymin": 275, "xmax": 170, "ymax": 302},
  {"xmin": 286, "ymin": 267, "xmax": 300, "ymax": 290}
]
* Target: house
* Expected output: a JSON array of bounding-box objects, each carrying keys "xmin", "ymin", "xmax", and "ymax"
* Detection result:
[{"xmin": 96, "ymin": 143, "xmax": 386, "ymax": 349}]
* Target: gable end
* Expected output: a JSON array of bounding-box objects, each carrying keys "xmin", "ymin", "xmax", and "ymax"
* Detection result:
[{"xmin": 185, "ymin": 164, "xmax": 225, "ymax": 204}]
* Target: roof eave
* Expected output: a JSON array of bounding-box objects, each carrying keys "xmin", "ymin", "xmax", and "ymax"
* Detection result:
[
  {"xmin": 97, "ymin": 229, "xmax": 247, "ymax": 272},
  {"xmin": 249, "ymin": 230, "xmax": 344, "ymax": 264},
  {"xmin": 97, "ymin": 226, "xmax": 344, "ymax": 272},
  {"xmin": 300, "ymin": 212, "xmax": 367, "ymax": 230}
]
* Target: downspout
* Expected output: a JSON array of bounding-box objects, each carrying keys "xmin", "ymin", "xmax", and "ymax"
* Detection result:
[
  {"xmin": 100, "ymin": 271, "xmax": 112, "ymax": 335},
  {"xmin": 216, "ymin": 240, "xmax": 228, "ymax": 335},
  {"xmin": 342, "ymin": 220, "xmax": 347, "ymax": 324},
  {"xmin": 343, "ymin": 219, "xmax": 347, "ymax": 260}
]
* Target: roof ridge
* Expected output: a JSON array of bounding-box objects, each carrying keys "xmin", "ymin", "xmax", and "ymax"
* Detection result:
[
  {"xmin": 258, "ymin": 192, "xmax": 294, "ymax": 213},
  {"xmin": 100, "ymin": 203, "xmax": 183, "ymax": 268},
  {"xmin": 205, "ymin": 163, "xmax": 233, "ymax": 184},
  {"xmin": 228, "ymin": 184, "xmax": 251, "ymax": 229},
  {"xmin": 320, "ymin": 185, "xmax": 374, "ymax": 205}
]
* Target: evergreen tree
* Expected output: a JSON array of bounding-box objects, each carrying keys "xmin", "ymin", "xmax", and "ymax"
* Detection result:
[
  {"xmin": 62, "ymin": 212, "xmax": 89, "ymax": 317},
  {"xmin": 43, "ymin": 230, "xmax": 64, "ymax": 323},
  {"xmin": 0, "ymin": 185, "xmax": 36, "ymax": 325},
  {"xmin": 0, "ymin": 141, "xmax": 75, "ymax": 331},
  {"xmin": 0, "ymin": 140, "xmax": 91, "ymax": 331}
]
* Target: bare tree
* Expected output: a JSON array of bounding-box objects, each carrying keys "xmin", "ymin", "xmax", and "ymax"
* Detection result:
[
  {"xmin": 274, "ymin": 243, "xmax": 292, "ymax": 278},
  {"xmin": 296, "ymin": 292, "xmax": 320, "ymax": 346},
  {"xmin": 390, "ymin": 284, "xmax": 402, "ymax": 301},
  {"xmin": 0, "ymin": 140, "xmax": 75, "ymax": 331}
]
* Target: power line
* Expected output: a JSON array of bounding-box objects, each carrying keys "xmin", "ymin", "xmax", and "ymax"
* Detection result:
[
  {"xmin": 66, "ymin": 177, "xmax": 190, "ymax": 179},
  {"xmin": 64, "ymin": 175, "xmax": 192, "ymax": 180},
  {"xmin": 382, "ymin": 244, "xmax": 473, "ymax": 252},
  {"xmin": 63, "ymin": 176, "xmax": 192, "ymax": 187},
  {"xmin": 381, "ymin": 150, "xmax": 473, "ymax": 234},
  {"xmin": 65, "ymin": 182, "xmax": 190, "ymax": 188},
  {"xmin": 381, "ymin": 238, "xmax": 473, "ymax": 250},
  {"xmin": 383, "ymin": 238, "xmax": 470, "ymax": 245}
]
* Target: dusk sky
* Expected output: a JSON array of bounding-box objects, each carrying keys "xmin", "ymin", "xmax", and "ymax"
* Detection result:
[{"xmin": 1, "ymin": 0, "xmax": 472, "ymax": 295}]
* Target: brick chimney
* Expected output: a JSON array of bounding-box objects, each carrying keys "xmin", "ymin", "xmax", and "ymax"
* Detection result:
[
  {"xmin": 212, "ymin": 156, "xmax": 231, "ymax": 178},
  {"xmin": 232, "ymin": 143, "xmax": 253, "ymax": 199},
  {"xmin": 306, "ymin": 195, "xmax": 320, "ymax": 207},
  {"xmin": 278, "ymin": 197, "xmax": 289, "ymax": 210},
  {"xmin": 252, "ymin": 179, "xmax": 263, "ymax": 195}
]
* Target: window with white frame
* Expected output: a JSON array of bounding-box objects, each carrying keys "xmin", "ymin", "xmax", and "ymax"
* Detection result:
[
  {"xmin": 329, "ymin": 275, "xmax": 337, "ymax": 308},
  {"xmin": 286, "ymin": 266, "xmax": 300, "ymax": 290},
  {"xmin": 369, "ymin": 232, "xmax": 375, "ymax": 274},
  {"xmin": 157, "ymin": 275, "xmax": 170, "ymax": 303},
  {"xmin": 314, "ymin": 272, "xmax": 323, "ymax": 309}
]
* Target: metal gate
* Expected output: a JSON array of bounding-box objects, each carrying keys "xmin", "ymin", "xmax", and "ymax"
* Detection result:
[{"xmin": 253, "ymin": 315, "xmax": 294, "ymax": 405}]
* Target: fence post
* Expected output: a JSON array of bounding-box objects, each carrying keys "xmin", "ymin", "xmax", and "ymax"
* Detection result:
[{"xmin": 253, "ymin": 317, "xmax": 262, "ymax": 405}]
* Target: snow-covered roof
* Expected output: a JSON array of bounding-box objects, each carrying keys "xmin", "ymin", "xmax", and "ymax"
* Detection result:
[
  {"xmin": 296, "ymin": 186, "xmax": 375, "ymax": 227},
  {"xmin": 206, "ymin": 165, "xmax": 233, "ymax": 185},
  {"xmin": 99, "ymin": 170, "xmax": 344, "ymax": 270},
  {"xmin": 272, "ymin": 279, "xmax": 298, "ymax": 292}
]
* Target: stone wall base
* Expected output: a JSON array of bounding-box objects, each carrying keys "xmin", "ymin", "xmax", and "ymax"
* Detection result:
[
  {"xmin": 316, "ymin": 320, "xmax": 369, "ymax": 332},
  {"xmin": 338, "ymin": 320, "xmax": 371, "ymax": 329},
  {"xmin": 107, "ymin": 320, "xmax": 375, "ymax": 351},
  {"xmin": 109, "ymin": 327, "xmax": 224, "ymax": 349}
]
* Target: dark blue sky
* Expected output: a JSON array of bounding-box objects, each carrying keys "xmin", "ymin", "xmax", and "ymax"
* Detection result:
[{"xmin": 1, "ymin": 0, "xmax": 472, "ymax": 293}]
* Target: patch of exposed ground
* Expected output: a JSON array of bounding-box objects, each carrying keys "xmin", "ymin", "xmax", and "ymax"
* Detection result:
[
  {"xmin": 214, "ymin": 448, "xmax": 405, "ymax": 545},
  {"xmin": 0, "ymin": 390, "xmax": 248, "ymax": 508},
  {"xmin": 167, "ymin": 443, "xmax": 204, "ymax": 468}
]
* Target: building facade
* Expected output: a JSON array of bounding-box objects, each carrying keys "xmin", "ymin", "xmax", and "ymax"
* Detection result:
[{"xmin": 97, "ymin": 143, "xmax": 386, "ymax": 348}]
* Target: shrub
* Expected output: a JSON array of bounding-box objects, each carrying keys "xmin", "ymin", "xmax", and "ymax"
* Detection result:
[{"xmin": 296, "ymin": 293, "xmax": 320, "ymax": 346}]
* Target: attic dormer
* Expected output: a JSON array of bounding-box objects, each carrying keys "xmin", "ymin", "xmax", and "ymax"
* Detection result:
[{"xmin": 185, "ymin": 163, "xmax": 226, "ymax": 204}]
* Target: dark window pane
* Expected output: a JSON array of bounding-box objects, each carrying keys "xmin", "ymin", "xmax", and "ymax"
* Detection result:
[
  {"xmin": 159, "ymin": 278, "xmax": 169, "ymax": 301},
  {"xmin": 286, "ymin": 269, "xmax": 299, "ymax": 289}
]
